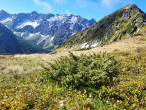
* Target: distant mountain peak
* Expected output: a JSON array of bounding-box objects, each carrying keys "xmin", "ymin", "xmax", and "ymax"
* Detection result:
[
  {"xmin": 0, "ymin": 11, "xmax": 96, "ymax": 50},
  {"xmin": 0, "ymin": 9, "xmax": 4, "ymax": 12},
  {"xmin": 31, "ymin": 11, "xmax": 38, "ymax": 15},
  {"xmin": 0, "ymin": 10, "xmax": 10, "ymax": 21},
  {"xmin": 89, "ymin": 18, "xmax": 96, "ymax": 23},
  {"xmin": 0, "ymin": 9, "xmax": 8, "ymax": 14}
]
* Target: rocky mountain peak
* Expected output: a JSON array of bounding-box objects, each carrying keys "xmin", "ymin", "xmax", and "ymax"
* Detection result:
[
  {"xmin": 125, "ymin": 4, "xmax": 137, "ymax": 9},
  {"xmin": 0, "ymin": 9, "xmax": 10, "ymax": 20},
  {"xmin": 124, "ymin": 4, "xmax": 144, "ymax": 13},
  {"xmin": 0, "ymin": 9, "xmax": 7, "ymax": 13},
  {"xmin": 121, "ymin": 4, "xmax": 145, "ymax": 20},
  {"xmin": 89, "ymin": 18, "xmax": 96, "ymax": 23}
]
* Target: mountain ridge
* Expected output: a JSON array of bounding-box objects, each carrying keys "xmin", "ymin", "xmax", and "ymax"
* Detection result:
[
  {"xmin": 58, "ymin": 4, "xmax": 146, "ymax": 50},
  {"xmin": 0, "ymin": 10, "xmax": 96, "ymax": 50}
]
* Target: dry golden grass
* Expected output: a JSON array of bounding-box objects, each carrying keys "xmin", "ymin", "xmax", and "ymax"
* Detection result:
[
  {"xmin": 0, "ymin": 35, "xmax": 145, "ymax": 110},
  {"xmin": 0, "ymin": 56, "xmax": 42, "ymax": 80},
  {"xmin": 73, "ymin": 35, "xmax": 146, "ymax": 55},
  {"xmin": 0, "ymin": 35, "xmax": 145, "ymax": 76}
]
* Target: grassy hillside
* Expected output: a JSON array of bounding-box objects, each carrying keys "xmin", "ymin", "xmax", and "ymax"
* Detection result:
[
  {"xmin": 58, "ymin": 4, "xmax": 146, "ymax": 50},
  {"xmin": 0, "ymin": 34, "xmax": 145, "ymax": 109}
]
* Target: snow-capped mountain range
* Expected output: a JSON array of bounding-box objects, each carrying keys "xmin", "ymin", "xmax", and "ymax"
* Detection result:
[{"xmin": 0, "ymin": 10, "xmax": 96, "ymax": 50}]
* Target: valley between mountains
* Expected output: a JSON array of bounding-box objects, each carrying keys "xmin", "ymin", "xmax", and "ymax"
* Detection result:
[{"xmin": 0, "ymin": 10, "xmax": 95, "ymax": 50}]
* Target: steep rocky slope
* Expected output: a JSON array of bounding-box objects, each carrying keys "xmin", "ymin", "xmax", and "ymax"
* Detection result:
[
  {"xmin": 59, "ymin": 4, "xmax": 146, "ymax": 49},
  {"xmin": 0, "ymin": 10, "xmax": 95, "ymax": 50}
]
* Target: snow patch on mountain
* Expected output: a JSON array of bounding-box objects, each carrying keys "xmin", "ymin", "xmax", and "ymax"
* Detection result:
[
  {"xmin": 69, "ymin": 16, "xmax": 79, "ymax": 30},
  {"xmin": 81, "ymin": 42, "xmax": 89, "ymax": 49},
  {"xmin": 0, "ymin": 11, "xmax": 96, "ymax": 50},
  {"xmin": 70, "ymin": 26, "xmax": 74, "ymax": 30},
  {"xmin": 1, "ymin": 18, "xmax": 12, "ymax": 23},
  {"xmin": 36, "ymin": 35, "xmax": 50, "ymax": 45},
  {"xmin": 29, "ymin": 33, "xmax": 36, "ymax": 37},
  {"xmin": 70, "ymin": 16, "xmax": 78, "ymax": 24},
  {"xmin": 26, "ymin": 32, "xmax": 40, "ymax": 39},
  {"xmin": 21, "ymin": 32, "xmax": 25, "ymax": 36},
  {"xmin": 47, "ymin": 15, "xmax": 66, "ymax": 22},
  {"xmin": 91, "ymin": 43, "xmax": 99, "ymax": 48},
  {"xmin": 17, "ymin": 21, "xmax": 39, "ymax": 29},
  {"xmin": 71, "ymin": 32, "xmax": 76, "ymax": 36}
]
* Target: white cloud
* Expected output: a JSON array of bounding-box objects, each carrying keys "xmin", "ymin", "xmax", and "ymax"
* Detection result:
[
  {"xmin": 33, "ymin": 0, "xmax": 52, "ymax": 11},
  {"xmin": 100, "ymin": 0, "xmax": 120, "ymax": 9}
]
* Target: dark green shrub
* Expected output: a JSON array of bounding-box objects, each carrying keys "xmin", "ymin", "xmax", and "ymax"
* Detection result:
[
  {"xmin": 133, "ymin": 33, "xmax": 143, "ymax": 36},
  {"xmin": 76, "ymin": 47, "xmax": 92, "ymax": 51},
  {"xmin": 44, "ymin": 52, "xmax": 119, "ymax": 90},
  {"xmin": 113, "ymin": 36, "xmax": 119, "ymax": 41}
]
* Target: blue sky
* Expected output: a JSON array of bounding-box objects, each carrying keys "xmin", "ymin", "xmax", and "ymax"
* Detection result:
[{"xmin": 0, "ymin": 0, "xmax": 145, "ymax": 21}]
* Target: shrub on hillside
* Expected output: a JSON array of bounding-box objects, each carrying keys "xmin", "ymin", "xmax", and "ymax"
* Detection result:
[
  {"xmin": 97, "ymin": 51, "xmax": 146, "ymax": 109},
  {"xmin": 44, "ymin": 52, "xmax": 119, "ymax": 90}
]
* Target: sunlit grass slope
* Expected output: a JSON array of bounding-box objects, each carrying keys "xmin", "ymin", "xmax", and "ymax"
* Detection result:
[{"xmin": 0, "ymin": 35, "xmax": 146, "ymax": 109}]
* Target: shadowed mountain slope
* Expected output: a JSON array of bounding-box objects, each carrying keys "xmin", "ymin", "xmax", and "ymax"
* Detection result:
[{"xmin": 0, "ymin": 23, "xmax": 48, "ymax": 54}]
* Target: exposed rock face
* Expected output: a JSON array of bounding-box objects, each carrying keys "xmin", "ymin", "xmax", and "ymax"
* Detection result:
[
  {"xmin": 0, "ymin": 10, "xmax": 96, "ymax": 50},
  {"xmin": 59, "ymin": 4, "xmax": 146, "ymax": 49}
]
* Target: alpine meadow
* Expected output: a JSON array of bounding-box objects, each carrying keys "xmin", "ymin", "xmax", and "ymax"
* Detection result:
[{"xmin": 0, "ymin": 1, "xmax": 146, "ymax": 110}]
